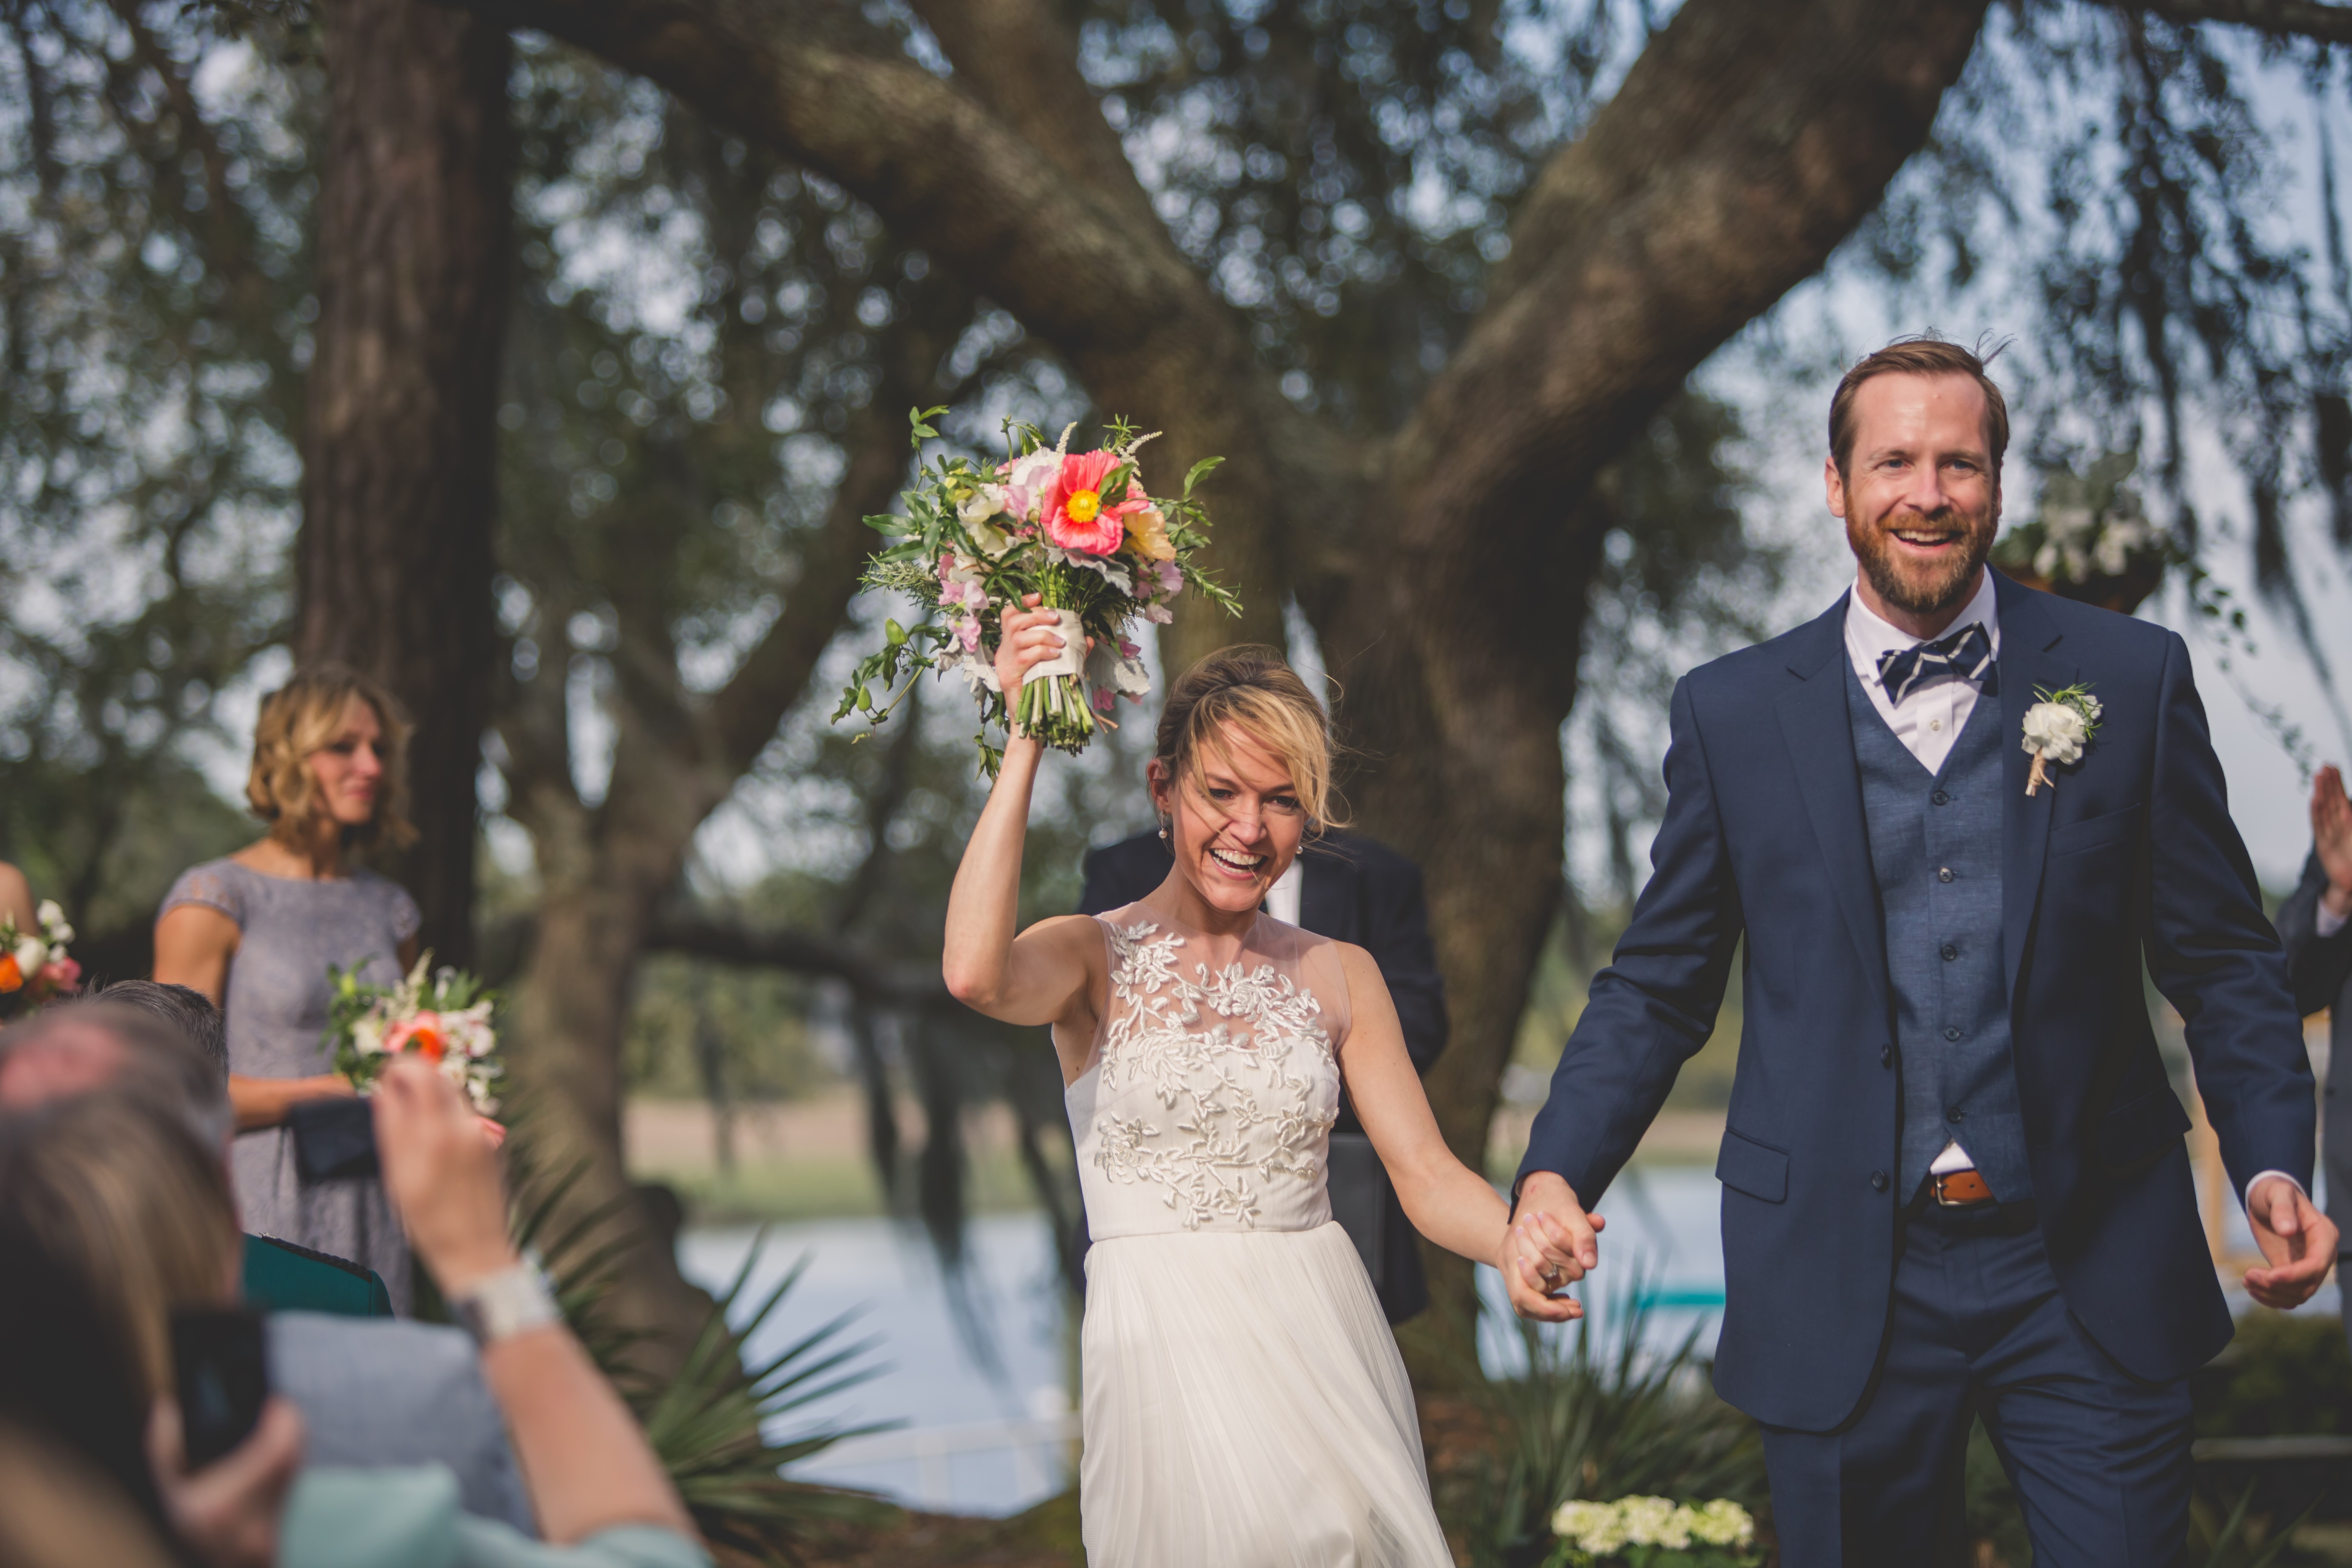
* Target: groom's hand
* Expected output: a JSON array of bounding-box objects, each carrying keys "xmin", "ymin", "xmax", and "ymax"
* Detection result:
[
  {"xmin": 2244, "ymin": 1175, "xmax": 2340, "ymax": 1310},
  {"xmin": 1503, "ymin": 1172, "xmax": 1604, "ymax": 1323}
]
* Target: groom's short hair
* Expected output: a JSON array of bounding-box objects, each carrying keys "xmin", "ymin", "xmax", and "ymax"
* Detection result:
[{"xmin": 1830, "ymin": 334, "xmax": 2011, "ymax": 482}]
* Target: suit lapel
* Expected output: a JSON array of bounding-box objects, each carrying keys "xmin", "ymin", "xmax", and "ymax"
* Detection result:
[
  {"xmin": 1297, "ymin": 839, "xmax": 1356, "ymax": 942},
  {"xmin": 1775, "ymin": 595, "xmax": 1891, "ymax": 1027},
  {"xmin": 1995, "ymin": 572, "xmax": 2073, "ymax": 1001}
]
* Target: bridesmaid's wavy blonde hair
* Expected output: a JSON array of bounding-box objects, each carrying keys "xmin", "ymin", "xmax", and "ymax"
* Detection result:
[
  {"xmin": 1155, "ymin": 645, "xmax": 1345, "ymax": 829},
  {"xmin": 245, "ymin": 663, "xmax": 418, "ymax": 851}
]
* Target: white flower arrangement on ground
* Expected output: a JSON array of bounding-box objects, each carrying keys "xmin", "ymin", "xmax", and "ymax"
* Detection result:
[
  {"xmin": 0, "ymin": 899, "xmax": 80, "ymax": 1015},
  {"xmin": 324, "ymin": 952, "xmax": 501, "ymax": 1112},
  {"xmin": 1544, "ymin": 1495, "xmax": 1760, "ymax": 1567}
]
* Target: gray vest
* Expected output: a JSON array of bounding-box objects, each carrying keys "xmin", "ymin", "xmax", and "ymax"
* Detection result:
[{"xmin": 1845, "ymin": 659, "xmax": 2034, "ymax": 1205}]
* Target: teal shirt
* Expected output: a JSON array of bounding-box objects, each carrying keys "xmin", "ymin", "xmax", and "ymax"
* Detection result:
[
  {"xmin": 241, "ymin": 1234, "xmax": 394, "ymax": 1318},
  {"xmin": 283, "ymin": 1468, "xmax": 709, "ymax": 1568}
]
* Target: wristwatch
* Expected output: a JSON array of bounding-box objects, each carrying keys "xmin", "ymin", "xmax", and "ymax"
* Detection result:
[{"xmin": 449, "ymin": 1262, "xmax": 562, "ymax": 1347}]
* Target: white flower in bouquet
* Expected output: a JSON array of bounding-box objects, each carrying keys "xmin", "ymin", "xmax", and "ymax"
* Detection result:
[
  {"xmin": 34, "ymin": 900, "xmax": 71, "ymax": 950},
  {"xmin": 1617, "ymin": 1496, "xmax": 1689, "ymax": 1548}
]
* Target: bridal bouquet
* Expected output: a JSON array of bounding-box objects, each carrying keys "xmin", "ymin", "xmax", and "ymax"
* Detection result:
[
  {"xmin": 834, "ymin": 408, "xmax": 1239, "ymax": 770},
  {"xmin": 0, "ymin": 900, "xmax": 80, "ymax": 1016},
  {"xmin": 1543, "ymin": 1496, "xmax": 1759, "ymax": 1567},
  {"xmin": 323, "ymin": 953, "xmax": 501, "ymax": 1112}
]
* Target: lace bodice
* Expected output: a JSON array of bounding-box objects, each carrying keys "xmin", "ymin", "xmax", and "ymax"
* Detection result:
[{"xmin": 1066, "ymin": 904, "xmax": 1351, "ymax": 1239}]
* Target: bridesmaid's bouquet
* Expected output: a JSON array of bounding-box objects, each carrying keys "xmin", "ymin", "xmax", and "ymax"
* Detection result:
[
  {"xmin": 323, "ymin": 953, "xmax": 501, "ymax": 1112},
  {"xmin": 834, "ymin": 408, "xmax": 1239, "ymax": 771},
  {"xmin": 1543, "ymin": 1496, "xmax": 1759, "ymax": 1567},
  {"xmin": 0, "ymin": 900, "xmax": 80, "ymax": 1016}
]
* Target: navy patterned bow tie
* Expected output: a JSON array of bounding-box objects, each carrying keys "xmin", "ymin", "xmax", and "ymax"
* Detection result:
[{"xmin": 1876, "ymin": 621, "xmax": 1997, "ymax": 704}]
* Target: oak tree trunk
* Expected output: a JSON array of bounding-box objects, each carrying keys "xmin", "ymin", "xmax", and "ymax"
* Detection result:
[{"xmin": 298, "ymin": 0, "xmax": 512, "ymax": 965}]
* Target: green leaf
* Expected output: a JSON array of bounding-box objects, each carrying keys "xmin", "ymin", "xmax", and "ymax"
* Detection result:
[{"xmin": 1183, "ymin": 455, "xmax": 1224, "ymax": 498}]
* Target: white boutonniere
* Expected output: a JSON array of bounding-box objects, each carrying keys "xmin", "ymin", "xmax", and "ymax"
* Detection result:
[{"xmin": 2021, "ymin": 683, "xmax": 2101, "ymax": 796}]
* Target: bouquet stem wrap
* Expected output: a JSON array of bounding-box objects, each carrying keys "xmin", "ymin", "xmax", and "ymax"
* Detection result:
[{"xmin": 1013, "ymin": 604, "xmax": 1091, "ymax": 745}]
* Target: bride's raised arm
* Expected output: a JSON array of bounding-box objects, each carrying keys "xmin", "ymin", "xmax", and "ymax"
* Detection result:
[{"xmin": 943, "ymin": 596, "xmax": 1103, "ymax": 1050}]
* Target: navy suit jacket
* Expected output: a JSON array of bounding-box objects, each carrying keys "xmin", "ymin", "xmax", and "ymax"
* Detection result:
[{"xmin": 1517, "ymin": 573, "xmax": 2315, "ymax": 1431}]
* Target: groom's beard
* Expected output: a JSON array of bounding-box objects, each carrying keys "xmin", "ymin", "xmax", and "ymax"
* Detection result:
[{"xmin": 1847, "ymin": 502, "xmax": 1996, "ymax": 617}]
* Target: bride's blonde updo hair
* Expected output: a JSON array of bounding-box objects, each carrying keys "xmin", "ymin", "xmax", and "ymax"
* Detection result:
[
  {"xmin": 245, "ymin": 663, "xmax": 418, "ymax": 851},
  {"xmin": 1155, "ymin": 645, "xmax": 1343, "ymax": 829}
]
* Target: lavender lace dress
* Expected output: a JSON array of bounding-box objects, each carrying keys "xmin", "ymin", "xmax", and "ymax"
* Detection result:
[{"xmin": 162, "ymin": 859, "xmax": 418, "ymax": 1313}]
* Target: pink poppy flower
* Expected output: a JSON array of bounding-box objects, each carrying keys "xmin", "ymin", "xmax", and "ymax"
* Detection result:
[{"xmin": 1040, "ymin": 450, "xmax": 1145, "ymax": 555}]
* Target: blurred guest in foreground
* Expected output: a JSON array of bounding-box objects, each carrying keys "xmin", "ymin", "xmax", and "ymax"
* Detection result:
[
  {"xmin": 154, "ymin": 664, "xmax": 423, "ymax": 1311},
  {"xmin": 99, "ymin": 978, "xmax": 395, "ymax": 1316},
  {"xmin": 0, "ymin": 999, "xmax": 530, "ymax": 1529},
  {"xmin": 2276, "ymin": 762, "xmax": 2352, "ymax": 1358},
  {"xmin": 0, "ymin": 1055, "xmax": 706, "ymax": 1568}
]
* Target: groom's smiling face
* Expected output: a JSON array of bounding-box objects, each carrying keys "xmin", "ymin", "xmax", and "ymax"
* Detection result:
[{"xmin": 1827, "ymin": 371, "xmax": 2001, "ymax": 629}]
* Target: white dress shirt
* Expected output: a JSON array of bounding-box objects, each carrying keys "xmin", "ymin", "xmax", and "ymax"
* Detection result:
[
  {"xmin": 1266, "ymin": 858, "xmax": 1303, "ymax": 927},
  {"xmin": 2319, "ymin": 899, "xmax": 2348, "ymax": 940},
  {"xmin": 1846, "ymin": 570, "xmax": 2303, "ymax": 1207}
]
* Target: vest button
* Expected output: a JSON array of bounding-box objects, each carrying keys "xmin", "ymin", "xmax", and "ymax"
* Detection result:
[
  {"xmin": 1943, "ymin": 1025, "xmax": 1962, "ymax": 1041},
  {"xmin": 1931, "ymin": 789, "xmax": 1951, "ymax": 806},
  {"xmin": 1938, "ymin": 867, "xmax": 1955, "ymax": 883},
  {"xmin": 1880, "ymin": 1043, "xmax": 1893, "ymax": 1067},
  {"xmin": 1870, "ymin": 1170, "xmax": 1889, "ymax": 1192},
  {"xmin": 1940, "ymin": 942, "xmax": 1958, "ymax": 961},
  {"xmin": 1947, "ymin": 1107, "xmax": 1965, "ymax": 1123}
]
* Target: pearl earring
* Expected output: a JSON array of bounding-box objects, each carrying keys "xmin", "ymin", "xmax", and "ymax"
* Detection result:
[{"xmin": 1157, "ymin": 824, "xmax": 1169, "ymax": 840}]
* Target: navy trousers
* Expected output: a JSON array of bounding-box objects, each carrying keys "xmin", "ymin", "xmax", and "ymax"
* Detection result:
[{"xmin": 1759, "ymin": 1202, "xmax": 2194, "ymax": 1567}]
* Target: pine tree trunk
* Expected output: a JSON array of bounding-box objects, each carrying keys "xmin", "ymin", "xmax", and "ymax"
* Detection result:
[{"xmin": 298, "ymin": 0, "xmax": 512, "ymax": 965}]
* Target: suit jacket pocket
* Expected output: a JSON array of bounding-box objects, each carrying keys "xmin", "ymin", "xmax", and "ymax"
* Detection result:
[
  {"xmin": 2050, "ymin": 804, "xmax": 2142, "ymax": 858},
  {"xmin": 1715, "ymin": 1128, "xmax": 1789, "ymax": 1203},
  {"xmin": 2100, "ymin": 1083, "xmax": 2193, "ymax": 1169}
]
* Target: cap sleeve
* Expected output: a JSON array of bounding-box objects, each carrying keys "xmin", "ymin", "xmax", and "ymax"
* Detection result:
[
  {"xmin": 160, "ymin": 862, "xmax": 247, "ymax": 929},
  {"xmin": 387, "ymin": 882, "xmax": 422, "ymax": 945}
]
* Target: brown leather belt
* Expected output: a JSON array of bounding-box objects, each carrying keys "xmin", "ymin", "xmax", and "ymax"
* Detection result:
[{"xmin": 1932, "ymin": 1169, "xmax": 1994, "ymax": 1207}]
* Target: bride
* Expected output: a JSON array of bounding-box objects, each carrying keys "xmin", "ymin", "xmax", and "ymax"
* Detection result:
[{"xmin": 944, "ymin": 601, "xmax": 1584, "ymax": 1566}]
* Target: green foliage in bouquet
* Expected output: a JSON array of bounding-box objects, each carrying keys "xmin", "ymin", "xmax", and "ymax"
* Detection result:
[
  {"xmin": 835, "ymin": 407, "xmax": 1239, "ymax": 773},
  {"xmin": 322, "ymin": 953, "xmax": 501, "ymax": 1109}
]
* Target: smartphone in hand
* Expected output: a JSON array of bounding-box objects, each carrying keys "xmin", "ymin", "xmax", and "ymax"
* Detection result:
[{"xmin": 171, "ymin": 1307, "xmax": 270, "ymax": 1469}]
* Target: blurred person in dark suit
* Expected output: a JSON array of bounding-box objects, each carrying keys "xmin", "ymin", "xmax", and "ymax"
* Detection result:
[
  {"xmin": 2276, "ymin": 762, "xmax": 2352, "ymax": 1357},
  {"xmin": 1081, "ymin": 823, "xmax": 1449, "ymax": 1321}
]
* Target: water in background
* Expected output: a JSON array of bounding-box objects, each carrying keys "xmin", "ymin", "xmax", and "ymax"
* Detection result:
[{"xmin": 677, "ymin": 1163, "xmax": 2336, "ymax": 1518}]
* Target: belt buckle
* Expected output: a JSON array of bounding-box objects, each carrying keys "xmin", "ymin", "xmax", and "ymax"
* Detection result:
[{"xmin": 1933, "ymin": 1169, "xmax": 1994, "ymax": 1208}]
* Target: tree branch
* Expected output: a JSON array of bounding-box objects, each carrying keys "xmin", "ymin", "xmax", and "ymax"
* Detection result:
[
  {"xmin": 2118, "ymin": 0, "xmax": 2352, "ymax": 42},
  {"xmin": 1400, "ymin": 0, "xmax": 1990, "ymax": 526},
  {"xmin": 906, "ymin": 0, "xmax": 1160, "ymax": 232},
  {"xmin": 645, "ymin": 912, "xmax": 956, "ymax": 1009}
]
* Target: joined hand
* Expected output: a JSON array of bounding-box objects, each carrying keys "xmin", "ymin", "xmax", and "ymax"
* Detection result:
[
  {"xmin": 2245, "ymin": 1174, "xmax": 2341, "ymax": 1310},
  {"xmin": 1502, "ymin": 1170, "xmax": 1605, "ymax": 1323}
]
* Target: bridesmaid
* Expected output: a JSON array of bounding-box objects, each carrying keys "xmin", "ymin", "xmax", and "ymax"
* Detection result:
[{"xmin": 154, "ymin": 664, "xmax": 423, "ymax": 1311}]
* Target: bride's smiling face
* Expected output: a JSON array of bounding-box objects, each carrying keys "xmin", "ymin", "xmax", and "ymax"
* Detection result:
[{"xmin": 1149, "ymin": 725, "xmax": 1308, "ymax": 917}]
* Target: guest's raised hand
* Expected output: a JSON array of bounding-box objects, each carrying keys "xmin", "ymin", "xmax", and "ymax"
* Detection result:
[
  {"xmin": 373, "ymin": 1054, "xmax": 517, "ymax": 1297},
  {"xmin": 2314, "ymin": 764, "xmax": 2352, "ymax": 918},
  {"xmin": 146, "ymin": 1394, "xmax": 304, "ymax": 1568},
  {"xmin": 2244, "ymin": 1175, "xmax": 2340, "ymax": 1310},
  {"xmin": 993, "ymin": 592, "xmax": 1089, "ymax": 704}
]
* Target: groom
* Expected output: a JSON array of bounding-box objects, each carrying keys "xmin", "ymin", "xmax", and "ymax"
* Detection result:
[{"xmin": 1508, "ymin": 337, "xmax": 2337, "ymax": 1563}]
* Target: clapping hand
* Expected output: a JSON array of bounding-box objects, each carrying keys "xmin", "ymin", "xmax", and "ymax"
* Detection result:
[
  {"xmin": 2314, "ymin": 764, "xmax": 2352, "ymax": 920},
  {"xmin": 1501, "ymin": 1170, "xmax": 1606, "ymax": 1322}
]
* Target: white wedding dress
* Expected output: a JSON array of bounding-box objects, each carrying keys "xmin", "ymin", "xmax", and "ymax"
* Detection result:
[{"xmin": 1065, "ymin": 904, "xmax": 1454, "ymax": 1567}]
